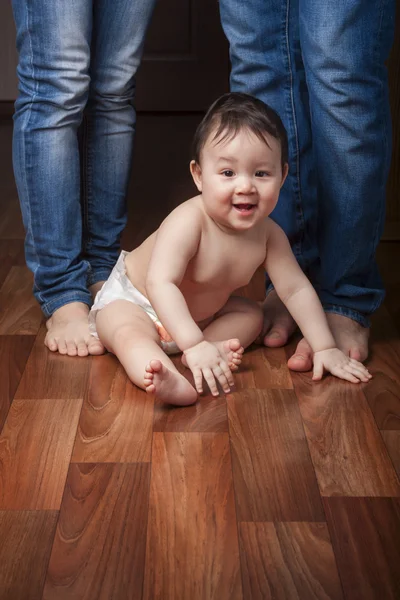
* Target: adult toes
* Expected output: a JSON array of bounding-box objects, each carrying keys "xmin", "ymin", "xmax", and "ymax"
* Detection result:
[
  {"xmin": 287, "ymin": 339, "xmax": 313, "ymax": 372},
  {"xmin": 263, "ymin": 325, "xmax": 290, "ymax": 348}
]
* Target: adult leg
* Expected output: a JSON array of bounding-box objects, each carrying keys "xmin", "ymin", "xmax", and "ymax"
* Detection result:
[
  {"xmin": 219, "ymin": 0, "xmax": 318, "ymax": 347},
  {"xmin": 82, "ymin": 0, "xmax": 157, "ymax": 288},
  {"xmin": 288, "ymin": 0, "xmax": 396, "ymax": 368},
  {"xmin": 12, "ymin": 0, "xmax": 103, "ymax": 356},
  {"xmin": 96, "ymin": 301, "xmax": 198, "ymax": 406}
]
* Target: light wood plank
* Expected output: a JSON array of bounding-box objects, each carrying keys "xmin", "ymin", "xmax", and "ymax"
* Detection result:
[
  {"xmin": 292, "ymin": 372, "xmax": 400, "ymax": 496},
  {"xmin": 71, "ymin": 354, "xmax": 153, "ymax": 462},
  {"xmin": 0, "ymin": 510, "xmax": 58, "ymax": 600},
  {"xmin": 239, "ymin": 522, "xmax": 343, "ymax": 600},
  {"xmin": 44, "ymin": 463, "xmax": 150, "ymax": 600},
  {"xmin": 0, "ymin": 398, "xmax": 82, "ymax": 509},
  {"xmin": 228, "ymin": 389, "xmax": 324, "ymax": 521},
  {"xmin": 0, "ymin": 335, "xmax": 34, "ymax": 432},
  {"xmin": 143, "ymin": 432, "xmax": 242, "ymax": 599},
  {"xmin": 15, "ymin": 325, "xmax": 91, "ymax": 400},
  {"xmin": 324, "ymin": 497, "xmax": 400, "ymax": 600},
  {"xmin": 0, "ymin": 266, "xmax": 42, "ymax": 334},
  {"xmin": 234, "ymin": 346, "xmax": 293, "ymax": 391}
]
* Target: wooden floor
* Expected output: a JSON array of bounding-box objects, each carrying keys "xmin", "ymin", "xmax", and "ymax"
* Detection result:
[{"xmin": 0, "ymin": 115, "xmax": 400, "ymax": 600}]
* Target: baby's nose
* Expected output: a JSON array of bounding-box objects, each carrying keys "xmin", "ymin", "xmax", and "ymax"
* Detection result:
[{"xmin": 235, "ymin": 176, "xmax": 254, "ymax": 193}]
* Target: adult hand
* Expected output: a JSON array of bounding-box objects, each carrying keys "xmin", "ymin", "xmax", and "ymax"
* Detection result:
[{"xmin": 183, "ymin": 340, "xmax": 234, "ymax": 396}]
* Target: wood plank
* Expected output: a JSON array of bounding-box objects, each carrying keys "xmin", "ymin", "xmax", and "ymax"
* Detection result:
[
  {"xmin": 0, "ymin": 335, "xmax": 34, "ymax": 432},
  {"xmin": 228, "ymin": 389, "xmax": 324, "ymax": 522},
  {"xmin": 234, "ymin": 346, "xmax": 293, "ymax": 391},
  {"xmin": 43, "ymin": 463, "xmax": 150, "ymax": 600},
  {"xmin": 71, "ymin": 354, "xmax": 153, "ymax": 462},
  {"xmin": 364, "ymin": 307, "xmax": 400, "ymax": 430},
  {"xmin": 15, "ymin": 325, "xmax": 91, "ymax": 400},
  {"xmin": 239, "ymin": 522, "xmax": 343, "ymax": 600},
  {"xmin": 143, "ymin": 432, "xmax": 242, "ymax": 599},
  {"xmin": 0, "ymin": 266, "xmax": 42, "ymax": 334},
  {"xmin": 0, "ymin": 239, "xmax": 25, "ymax": 289},
  {"xmin": 292, "ymin": 372, "xmax": 400, "ymax": 496},
  {"xmin": 381, "ymin": 430, "xmax": 400, "ymax": 477},
  {"xmin": 0, "ymin": 397, "xmax": 82, "ymax": 509},
  {"xmin": 324, "ymin": 497, "xmax": 400, "ymax": 600},
  {"xmin": 0, "ymin": 510, "xmax": 58, "ymax": 600}
]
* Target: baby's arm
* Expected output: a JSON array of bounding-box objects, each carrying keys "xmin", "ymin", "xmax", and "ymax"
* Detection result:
[
  {"xmin": 146, "ymin": 204, "xmax": 234, "ymax": 395},
  {"xmin": 264, "ymin": 222, "xmax": 371, "ymax": 383}
]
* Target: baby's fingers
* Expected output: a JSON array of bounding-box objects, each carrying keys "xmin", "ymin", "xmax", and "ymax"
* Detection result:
[
  {"xmin": 219, "ymin": 360, "xmax": 235, "ymax": 388},
  {"xmin": 193, "ymin": 368, "xmax": 204, "ymax": 394},
  {"xmin": 331, "ymin": 365, "xmax": 360, "ymax": 383},
  {"xmin": 343, "ymin": 363, "xmax": 372, "ymax": 382},
  {"xmin": 212, "ymin": 364, "xmax": 231, "ymax": 394},
  {"xmin": 203, "ymin": 367, "xmax": 219, "ymax": 397}
]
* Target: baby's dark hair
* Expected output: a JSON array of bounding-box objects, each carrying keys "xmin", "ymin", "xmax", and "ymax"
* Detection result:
[{"xmin": 192, "ymin": 92, "xmax": 288, "ymax": 169}]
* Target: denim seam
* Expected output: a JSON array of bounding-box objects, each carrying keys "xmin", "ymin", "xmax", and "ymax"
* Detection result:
[
  {"xmin": 23, "ymin": 0, "xmax": 43, "ymax": 303},
  {"xmin": 322, "ymin": 304, "xmax": 370, "ymax": 329},
  {"xmin": 284, "ymin": 0, "xmax": 305, "ymax": 266}
]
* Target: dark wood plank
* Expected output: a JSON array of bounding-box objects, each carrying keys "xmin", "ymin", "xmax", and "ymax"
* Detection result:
[
  {"xmin": 43, "ymin": 463, "xmax": 150, "ymax": 600},
  {"xmin": 0, "ymin": 335, "xmax": 34, "ymax": 432},
  {"xmin": 0, "ymin": 239, "xmax": 25, "ymax": 289},
  {"xmin": 381, "ymin": 430, "xmax": 400, "ymax": 477},
  {"xmin": 15, "ymin": 325, "xmax": 91, "ymax": 400},
  {"xmin": 0, "ymin": 266, "xmax": 42, "ymax": 334},
  {"xmin": 234, "ymin": 346, "xmax": 293, "ymax": 391},
  {"xmin": 0, "ymin": 510, "xmax": 58, "ymax": 600},
  {"xmin": 228, "ymin": 389, "xmax": 324, "ymax": 522},
  {"xmin": 143, "ymin": 432, "xmax": 242, "ymax": 599},
  {"xmin": 364, "ymin": 306, "xmax": 400, "ymax": 430},
  {"xmin": 0, "ymin": 398, "xmax": 82, "ymax": 509},
  {"xmin": 239, "ymin": 522, "xmax": 343, "ymax": 600},
  {"xmin": 324, "ymin": 497, "xmax": 400, "ymax": 600},
  {"xmin": 292, "ymin": 372, "xmax": 400, "ymax": 496},
  {"xmin": 71, "ymin": 354, "xmax": 153, "ymax": 462}
]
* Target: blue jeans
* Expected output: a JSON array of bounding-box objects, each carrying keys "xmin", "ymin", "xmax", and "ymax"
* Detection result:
[
  {"xmin": 219, "ymin": 0, "xmax": 395, "ymax": 326},
  {"xmin": 12, "ymin": 0, "xmax": 156, "ymax": 317}
]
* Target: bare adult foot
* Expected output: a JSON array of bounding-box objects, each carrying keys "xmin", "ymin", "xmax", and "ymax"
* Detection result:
[
  {"xmin": 326, "ymin": 313, "xmax": 369, "ymax": 362},
  {"xmin": 181, "ymin": 338, "xmax": 244, "ymax": 371},
  {"xmin": 45, "ymin": 302, "xmax": 105, "ymax": 357},
  {"xmin": 260, "ymin": 290, "xmax": 297, "ymax": 347},
  {"xmin": 287, "ymin": 313, "xmax": 370, "ymax": 373},
  {"xmin": 144, "ymin": 359, "xmax": 198, "ymax": 406}
]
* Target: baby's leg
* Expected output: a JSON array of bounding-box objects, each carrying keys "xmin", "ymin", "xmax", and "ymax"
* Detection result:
[{"xmin": 96, "ymin": 300, "xmax": 197, "ymax": 406}]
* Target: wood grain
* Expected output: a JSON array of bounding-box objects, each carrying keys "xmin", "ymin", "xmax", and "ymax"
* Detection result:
[
  {"xmin": 0, "ymin": 510, "xmax": 58, "ymax": 600},
  {"xmin": 0, "ymin": 239, "xmax": 25, "ymax": 289},
  {"xmin": 239, "ymin": 522, "xmax": 343, "ymax": 600},
  {"xmin": 0, "ymin": 266, "xmax": 42, "ymax": 334},
  {"xmin": 0, "ymin": 398, "xmax": 82, "ymax": 509},
  {"xmin": 364, "ymin": 307, "xmax": 400, "ymax": 429},
  {"xmin": 44, "ymin": 463, "xmax": 150, "ymax": 600},
  {"xmin": 143, "ymin": 432, "xmax": 242, "ymax": 599},
  {"xmin": 0, "ymin": 335, "xmax": 34, "ymax": 432},
  {"xmin": 292, "ymin": 372, "xmax": 400, "ymax": 496},
  {"xmin": 71, "ymin": 354, "xmax": 153, "ymax": 462},
  {"xmin": 381, "ymin": 430, "xmax": 400, "ymax": 477},
  {"xmin": 15, "ymin": 325, "xmax": 91, "ymax": 400},
  {"xmin": 234, "ymin": 346, "xmax": 293, "ymax": 391},
  {"xmin": 227, "ymin": 389, "xmax": 324, "ymax": 522},
  {"xmin": 324, "ymin": 497, "xmax": 400, "ymax": 600}
]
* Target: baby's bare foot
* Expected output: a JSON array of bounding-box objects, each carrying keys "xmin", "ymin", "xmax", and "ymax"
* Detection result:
[
  {"xmin": 45, "ymin": 302, "xmax": 105, "ymax": 357},
  {"xmin": 213, "ymin": 338, "xmax": 244, "ymax": 371},
  {"xmin": 144, "ymin": 359, "xmax": 198, "ymax": 406},
  {"xmin": 326, "ymin": 313, "xmax": 369, "ymax": 361}
]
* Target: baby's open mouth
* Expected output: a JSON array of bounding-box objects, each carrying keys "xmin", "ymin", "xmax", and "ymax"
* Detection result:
[{"xmin": 233, "ymin": 203, "xmax": 256, "ymax": 212}]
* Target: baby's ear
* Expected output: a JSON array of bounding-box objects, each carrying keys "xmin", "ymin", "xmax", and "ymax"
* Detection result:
[
  {"xmin": 280, "ymin": 162, "xmax": 289, "ymax": 188},
  {"xmin": 190, "ymin": 160, "xmax": 202, "ymax": 192}
]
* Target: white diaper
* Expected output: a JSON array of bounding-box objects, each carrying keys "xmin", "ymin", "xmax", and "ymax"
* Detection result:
[{"xmin": 89, "ymin": 251, "xmax": 180, "ymax": 355}]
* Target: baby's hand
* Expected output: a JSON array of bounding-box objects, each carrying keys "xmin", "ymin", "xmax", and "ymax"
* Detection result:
[
  {"xmin": 183, "ymin": 340, "xmax": 234, "ymax": 396},
  {"xmin": 312, "ymin": 348, "xmax": 372, "ymax": 383}
]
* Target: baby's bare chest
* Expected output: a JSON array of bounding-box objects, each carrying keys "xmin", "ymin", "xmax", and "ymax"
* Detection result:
[{"xmin": 185, "ymin": 233, "xmax": 266, "ymax": 290}]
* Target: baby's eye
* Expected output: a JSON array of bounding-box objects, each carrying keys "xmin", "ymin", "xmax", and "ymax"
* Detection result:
[
  {"xmin": 255, "ymin": 170, "xmax": 270, "ymax": 177},
  {"xmin": 222, "ymin": 170, "xmax": 234, "ymax": 177}
]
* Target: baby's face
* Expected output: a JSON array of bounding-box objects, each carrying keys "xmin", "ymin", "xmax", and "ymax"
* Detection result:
[{"xmin": 192, "ymin": 127, "xmax": 287, "ymax": 232}]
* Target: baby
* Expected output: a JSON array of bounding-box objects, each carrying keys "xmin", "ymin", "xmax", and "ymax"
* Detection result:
[{"xmin": 89, "ymin": 92, "xmax": 371, "ymax": 405}]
